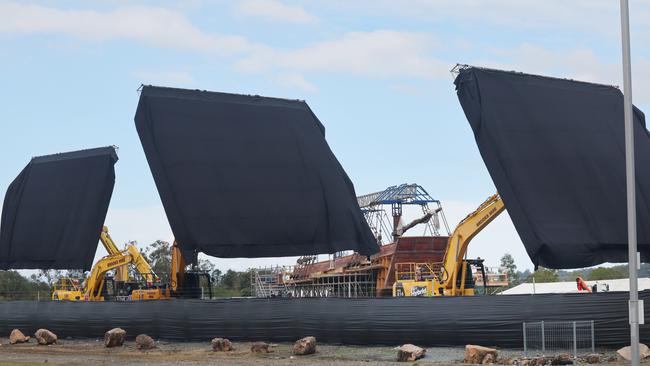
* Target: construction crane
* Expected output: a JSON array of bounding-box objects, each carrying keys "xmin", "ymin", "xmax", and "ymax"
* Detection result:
[
  {"xmin": 393, "ymin": 193, "xmax": 505, "ymax": 296},
  {"xmin": 357, "ymin": 183, "xmax": 450, "ymax": 244}
]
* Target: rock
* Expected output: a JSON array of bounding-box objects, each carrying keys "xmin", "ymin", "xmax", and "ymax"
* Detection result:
[
  {"xmin": 251, "ymin": 341, "xmax": 272, "ymax": 353},
  {"xmin": 9, "ymin": 329, "xmax": 30, "ymax": 344},
  {"xmin": 483, "ymin": 353, "xmax": 496, "ymax": 364},
  {"xmin": 617, "ymin": 343, "xmax": 650, "ymax": 361},
  {"xmin": 533, "ymin": 356, "xmax": 548, "ymax": 366},
  {"xmin": 465, "ymin": 345, "xmax": 498, "ymax": 364},
  {"xmin": 211, "ymin": 338, "xmax": 233, "ymax": 352},
  {"xmin": 396, "ymin": 344, "xmax": 426, "ymax": 362},
  {"xmin": 550, "ymin": 353, "xmax": 573, "ymax": 365},
  {"xmin": 34, "ymin": 329, "xmax": 57, "ymax": 345},
  {"xmin": 292, "ymin": 336, "xmax": 317, "ymax": 356},
  {"xmin": 135, "ymin": 334, "xmax": 155, "ymax": 350},
  {"xmin": 104, "ymin": 328, "xmax": 126, "ymax": 348},
  {"xmin": 585, "ymin": 354, "xmax": 600, "ymax": 364}
]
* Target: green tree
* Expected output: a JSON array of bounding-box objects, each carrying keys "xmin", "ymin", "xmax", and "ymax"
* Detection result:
[
  {"xmin": 238, "ymin": 270, "xmax": 252, "ymax": 296},
  {"xmin": 211, "ymin": 269, "xmax": 222, "ymax": 284},
  {"xmin": 144, "ymin": 240, "xmax": 172, "ymax": 283},
  {"xmin": 0, "ymin": 270, "xmax": 50, "ymax": 300},
  {"xmin": 528, "ymin": 268, "xmax": 559, "ymax": 283},
  {"xmin": 500, "ymin": 253, "xmax": 518, "ymax": 284},
  {"xmin": 588, "ymin": 267, "xmax": 627, "ymax": 280},
  {"xmin": 221, "ymin": 269, "xmax": 238, "ymax": 290}
]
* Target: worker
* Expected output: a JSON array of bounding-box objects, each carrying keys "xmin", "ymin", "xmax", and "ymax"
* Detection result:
[
  {"xmin": 576, "ymin": 277, "xmax": 591, "ymax": 292},
  {"xmin": 415, "ymin": 266, "xmax": 423, "ymax": 281}
]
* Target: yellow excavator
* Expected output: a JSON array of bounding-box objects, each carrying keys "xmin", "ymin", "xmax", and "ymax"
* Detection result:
[
  {"xmin": 52, "ymin": 227, "xmax": 211, "ymax": 301},
  {"xmin": 52, "ymin": 226, "xmax": 167, "ymax": 301},
  {"xmin": 393, "ymin": 193, "xmax": 505, "ymax": 297}
]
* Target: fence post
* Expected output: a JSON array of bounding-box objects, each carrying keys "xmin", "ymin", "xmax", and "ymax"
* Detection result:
[
  {"xmin": 572, "ymin": 321, "xmax": 577, "ymax": 360},
  {"xmin": 591, "ymin": 320, "xmax": 595, "ymax": 353},
  {"xmin": 523, "ymin": 322, "xmax": 527, "ymax": 357},
  {"xmin": 541, "ymin": 321, "xmax": 546, "ymax": 353}
]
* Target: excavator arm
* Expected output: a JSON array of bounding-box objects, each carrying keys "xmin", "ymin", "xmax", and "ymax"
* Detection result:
[
  {"xmin": 437, "ymin": 194, "xmax": 505, "ymax": 295},
  {"xmin": 100, "ymin": 226, "xmax": 154, "ymax": 283},
  {"xmin": 84, "ymin": 253, "xmax": 136, "ymax": 300}
]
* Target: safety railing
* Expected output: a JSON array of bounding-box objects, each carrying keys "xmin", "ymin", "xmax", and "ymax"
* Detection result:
[{"xmin": 523, "ymin": 321, "xmax": 595, "ymax": 358}]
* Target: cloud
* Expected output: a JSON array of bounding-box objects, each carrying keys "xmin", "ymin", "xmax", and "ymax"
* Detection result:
[
  {"xmin": 235, "ymin": 0, "xmax": 318, "ymax": 24},
  {"xmin": 0, "ymin": 2, "xmax": 259, "ymax": 56},
  {"xmin": 274, "ymin": 72, "xmax": 317, "ymax": 92},
  {"xmin": 474, "ymin": 43, "xmax": 650, "ymax": 104},
  {"xmin": 133, "ymin": 70, "xmax": 195, "ymax": 86},
  {"xmin": 238, "ymin": 30, "xmax": 449, "ymax": 79}
]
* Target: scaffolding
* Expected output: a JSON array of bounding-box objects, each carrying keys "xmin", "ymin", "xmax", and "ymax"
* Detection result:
[{"xmin": 251, "ymin": 266, "xmax": 377, "ymax": 298}]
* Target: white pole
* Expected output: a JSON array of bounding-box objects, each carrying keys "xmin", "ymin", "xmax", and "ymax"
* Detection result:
[{"xmin": 619, "ymin": 1, "xmax": 639, "ymax": 366}]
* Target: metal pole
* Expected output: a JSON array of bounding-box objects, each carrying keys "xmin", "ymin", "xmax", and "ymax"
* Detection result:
[
  {"xmin": 523, "ymin": 322, "xmax": 527, "ymax": 357},
  {"xmin": 620, "ymin": 1, "xmax": 639, "ymax": 366},
  {"xmin": 541, "ymin": 321, "xmax": 546, "ymax": 352},
  {"xmin": 573, "ymin": 321, "xmax": 577, "ymax": 360},
  {"xmin": 591, "ymin": 320, "xmax": 595, "ymax": 354}
]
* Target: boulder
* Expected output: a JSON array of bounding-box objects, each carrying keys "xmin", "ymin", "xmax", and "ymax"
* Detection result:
[
  {"xmin": 396, "ymin": 344, "xmax": 426, "ymax": 362},
  {"xmin": 617, "ymin": 343, "xmax": 650, "ymax": 361},
  {"xmin": 532, "ymin": 356, "xmax": 548, "ymax": 366},
  {"xmin": 585, "ymin": 354, "xmax": 600, "ymax": 364},
  {"xmin": 9, "ymin": 329, "xmax": 30, "ymax": 344},
  {"xmin": 550, "ymin": 354, "xmax": 573, "ymax": 365},
  {"xmin": 465, "ymin": 345, "xmax": 498, "ymax": 364},
  {"xmin": 211, "ymin": 338, "xmax": 233, "ymax": 352},
  {"xmin": 34, "ymin": 329, "xmax": 57, "ymax": 345},
  {"xmin": 135, "ymin": 334, "xmax": 155, "ymax": 350},
  {"xmin": 483, "ymin": 353, "xmax": 496, "ymax": 364},
  {"xmin": 104, "ymin": 328, "xmax": 126, "ymax": 348},
  {"xmin": 292, "ymin": 336, "xmax": 317, "ymax": 356},
  {"xmin": 250, "ymin": 341, "xmax": 272, "ymax": 353}
]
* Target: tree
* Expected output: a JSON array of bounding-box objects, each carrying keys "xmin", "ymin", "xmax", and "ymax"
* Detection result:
[
  {"xmin": 238, "ymin": 270, "xmax": 252, "ymax": 296},
  {"xmin": 527, "ymin": 268, "xmax": 559, "ymax": 283},
  {"xmin": 221, "ymin": 269, "xmax": 238, "ymax": 290},
  {"xmin": 144, "ymin": 240, "xmax": 172, "ymax": 283},
  {"xmin": 588, "ymin": 267, "xmax": 627, "ymax": 281},
  {"xmin": 1, "ymin": 270, "xmax": 50, "ymax": 300},
  {"xmin": 500, "ymin": 253, "xmax": 518, "ymax": 284},
  {"xmin": 211, "ymin": 269, "xmax": 222, "ymax": 285}
]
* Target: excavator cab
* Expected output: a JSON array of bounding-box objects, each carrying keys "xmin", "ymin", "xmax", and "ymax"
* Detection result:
[{"xmin": 51, "ymin": 278, "xmax": 83, "ymax": 301}]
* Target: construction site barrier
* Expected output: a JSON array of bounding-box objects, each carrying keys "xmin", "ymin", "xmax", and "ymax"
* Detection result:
[{"xmin": 0, "ymin": 291, "xmax": 648, "ymax": 348}]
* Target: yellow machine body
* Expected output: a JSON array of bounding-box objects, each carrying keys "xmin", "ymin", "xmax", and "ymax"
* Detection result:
[
  {"xmin": 393, "ymin": 194, "xmax": 505, "ymax": 297},
  {"xmin": 51, "ymin": 278, "xmax": 84, "ymax": 301}
]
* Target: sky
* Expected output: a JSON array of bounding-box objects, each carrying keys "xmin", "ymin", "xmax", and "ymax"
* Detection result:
[{"xmin": 1, "ymin": 0, "xmax": 650, "ymax": 272}]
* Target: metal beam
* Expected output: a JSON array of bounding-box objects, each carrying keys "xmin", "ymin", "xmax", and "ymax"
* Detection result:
[{"xmin": 619, "ymin": 1, "xmax": 639, "ymax": 366}]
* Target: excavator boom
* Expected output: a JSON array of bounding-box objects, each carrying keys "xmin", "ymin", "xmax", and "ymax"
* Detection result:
[{"xmin": 439, "ymin": 194, "xmax": 505, "ymax": 295}]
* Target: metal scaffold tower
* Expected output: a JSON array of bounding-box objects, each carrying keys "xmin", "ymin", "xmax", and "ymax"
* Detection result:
[{"xmin": 357, "ymin": 183, "xmax": 450, "ymax": 244}]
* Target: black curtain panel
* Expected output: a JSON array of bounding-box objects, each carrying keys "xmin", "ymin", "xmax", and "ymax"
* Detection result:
[
  {"xmin": 134, "ymin": 86, "xmax": 378, "ymax": 259},
  {"xmin": 0, "ymin": 147, "xmax": 118, "ymax": 270},
  {"xmin": 0, "ymin": 291, "xmax": 647, "ymax": 347},
  {"xmin": 455, "ymin": 66, "xmax": 650, "ymax": 269}
]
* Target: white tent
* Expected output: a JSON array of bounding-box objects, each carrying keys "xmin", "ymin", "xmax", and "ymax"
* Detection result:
[{"xmin": 500, "ymin": 277, "xmax": 650, "ymax": 295}]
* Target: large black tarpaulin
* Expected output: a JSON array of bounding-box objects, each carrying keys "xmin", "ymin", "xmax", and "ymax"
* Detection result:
[
  {"xmin": 135, "ymin": 86, "xmax": 378, "ymax": 258},
  {"xmin": 455, "ymin": 66, "xmax": 650, "ymax": 269},
  {"xmin": 0, "ymin": 147, "xmax": 118, "ymax": 270},
  {"xmin": 0, "ymin": 291, "xmax": 648, "ymax": 347}
]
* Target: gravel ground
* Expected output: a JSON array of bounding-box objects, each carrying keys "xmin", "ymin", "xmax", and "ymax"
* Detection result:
[{"xmin": 0, "ymin": 338, "xmax": 623, "ymax": 366}]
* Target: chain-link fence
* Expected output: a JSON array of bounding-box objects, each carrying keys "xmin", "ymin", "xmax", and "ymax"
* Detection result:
[{"xmin": 523, "ymin": 321, "xmax": 595, "ymax": 358}]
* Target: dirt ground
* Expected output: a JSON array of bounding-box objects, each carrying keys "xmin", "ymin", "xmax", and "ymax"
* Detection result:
[{"xmin": 0, "ymin": 338, "xmax": 624, "ymax": 366}]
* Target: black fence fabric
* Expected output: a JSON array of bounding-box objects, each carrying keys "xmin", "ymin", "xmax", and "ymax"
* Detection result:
[
  {"xmin": 455, "ymin": 66, "xmax": 650, "ymax": 269},
  {"xmin": 0, "ymin": 147, "xmax": 118, "ymax": 271},
  {"xmin": 0, "ymin": 291, "xmax": 647, "ymax": 348},
  {"xmin": 134, "ymin": 85, "xmax": 378, "ymax": 258}
]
